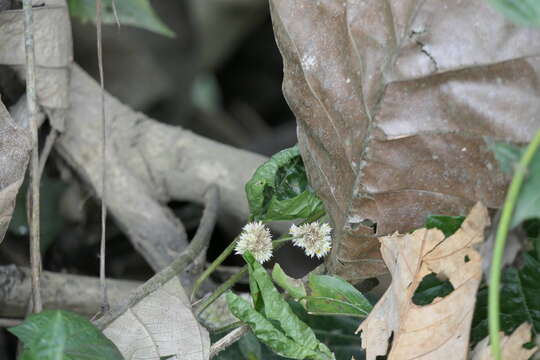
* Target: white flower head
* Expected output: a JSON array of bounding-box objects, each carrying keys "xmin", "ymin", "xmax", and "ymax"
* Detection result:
[
  {"xmin": 289, "ymin": 222, "xmax": 332, "ymax": 258},
  {"xmin": 235, "ymin": 221, "xmax": 273, "ymax": 263}
]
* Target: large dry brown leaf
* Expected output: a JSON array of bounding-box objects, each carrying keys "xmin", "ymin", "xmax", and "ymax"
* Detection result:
[
  {"xmin": 103, "ymin": 278, "xmax": 210, "ymax": 360},
  {"xmin": 357, "ymin": 202, "xmax": 488, "ymax": 360},
  {"xmin": 471, "ymin": 322, "xmax": 537, "ymax": 360},
  {"xmin": 0, "ymin": 99, "xmax": 31, "ymax": 244},
  {"xmin": 270, "ymin": 0, "xmax": 540, "ymax": 281}
]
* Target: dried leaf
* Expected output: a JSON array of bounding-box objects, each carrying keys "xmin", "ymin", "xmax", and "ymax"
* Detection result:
[
  {"xmin": 471, "ymin": 322, "xmax": 537, "ymax": 360},
  {"xmin": 0, "ymin": 99, "xmax": 31, "ymax": 244},
  {"xmin": 270, "ymin": 0, "xmax": 540, "ymax": 281},
  {"xmin": 357, "ymin": 203, "xmax": 489, "ymax": 360},
  {"xmin": 0, "ymin": 0, "xmax": 72, "ymax": 130},
  {"xmin": 103, "ymin": 278, "xmax": 209, "ymax": 360}
]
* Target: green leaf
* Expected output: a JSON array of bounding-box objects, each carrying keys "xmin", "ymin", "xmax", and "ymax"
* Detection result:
[
  {"xmin": 488, "ymin": 141, "xmax": 540, "ymax": 227},
  {"xmin": 488, "ymin": 0, "xmax": 540, "ymax": 27},
  {"xmin": 272, "ymin": 264, "xmax": 307, "ymax": 300},
  {"xmin": 412, "ymin": 273, "xmax": 455, "ymax": 306},
  {"xmin": 226, "ymin": 292, "xmax": 325, "ymax": 360},
  {"xmin": 471, "ymin": 253, "xmax": 540, "ymax": 345},
  {"xmin": 238, "ymin": 331, "xmax": 263, "ymax": 360},
  {"xmin": 305, "ymin": 275, "xmax": 372, "ymax": 318},
  {"xmin": 243, "ymin": 254, "xmax": 334, "ymax": 359},
  {"xmin": 245, "ymin": 146, "xmax": 325, "ymax": 222},
  {"xmin": 9, "ymin": 177, "xmax": 66, "ymax": 253},
  {"xmin": 425, "ymin": 215, "xmax": 465, "ymax": 238},
  {"xmin": 68, "ymin": 0, "xmax": 174, "ymax": 37},
  {"xmin": 8, "ymin": 310, "xmax": 123, "ymax": 360}
]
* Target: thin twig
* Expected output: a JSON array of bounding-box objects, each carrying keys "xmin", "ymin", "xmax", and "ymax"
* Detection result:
[
  {"xmin": 37, "ymin": 129, "xmax": 58, "ymax": 181},
  {"xmin": 94, "ymin": 186, "xmax": 220, "ymax": 329},
  {"xmin": 96, "ymin": 0, "xmax": 109, "ymax": 314},
  {"xmin": 209, "ymin": 325, "xmax": 249, "ymax": 359},
  {"xmin": 22, "ymin": 0, "xmax": 42, "ymax": 314},
  {"xmin": 0, "ymin": 318, "xmax": 22, "ymax": 328}
]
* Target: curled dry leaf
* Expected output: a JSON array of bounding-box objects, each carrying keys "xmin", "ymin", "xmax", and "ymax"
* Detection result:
[
  {"xmin": 103, "ymin": 278, "xmax": 210, "ymax": 360},
  {"xmin": 470, "ymin": 322, "xmax": 537, "ymax": 360},
  {"xmin": 357, "ymin": 203, "xmax": 489, "ymax": 360},
  {"xmin": 270, "ymin": 0, "xmax": 540, "ymax": 281},
  {"xmin": 0, "ymin": 99, "xmax": 31, "ymax": 244}
]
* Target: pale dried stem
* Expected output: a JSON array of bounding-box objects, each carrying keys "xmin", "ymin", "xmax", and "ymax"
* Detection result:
[{"xmin": 22, "ymin": 0, "xmax": 41, "ymax": 314}]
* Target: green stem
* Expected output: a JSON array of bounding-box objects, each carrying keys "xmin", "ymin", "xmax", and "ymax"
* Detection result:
[
  {"xmin": 195, "ymin": 267, "xmax": 248, "ymax": 316},
  {"xmin": 489, "ymin": 129, "xmax": 540, "ymax": 360},
  {"xmin": 194, "ymin": 237, "xmax": 292, "ymax": 316},
  {"xmin": 191, "ymin": 237, "xmax": 239, "ymax": 301},
  {"xmin": 211, "ymin": 321, "xmax": 244, "ymax": 334}
]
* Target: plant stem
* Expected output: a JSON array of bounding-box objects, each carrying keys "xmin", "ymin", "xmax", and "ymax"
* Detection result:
[
  {"xmin": 489, "ymin": 129, "xmax": 540, "ymax": 360},
  {"xmin": 211, "ymin": 321, "xmax": 243, "ymax": 334},
  {"xmin": 191, "ymin": 237, "xmax": 239, "ymax": 301},
  {"xmin": 194, "ymin": 237, "xmax": 292, "ymax": 315},
  {"xmin": 195, "ymin": 267, "xmax": 248, "ymax": 316},
  {"xmin": 22, "ymin": 0, "xmax": 42, "ymax": 314}
]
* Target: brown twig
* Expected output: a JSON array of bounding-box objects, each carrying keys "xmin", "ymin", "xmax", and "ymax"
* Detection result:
[
  {"xmin": 94, "ymin": 185, "xmax": 220, "ymax": 329},
  {"xmin": 22, "ymin": 0, "xmax": 41, "ymax": 314},
  {"xmin": 209, "ymin": 324, "xmax": 249, "ymax": 358},
  {"xmin": 96, "ymin": 0, "xmax": 109, "ymax": 314},
  {"xmin": 0, "ymin": 318, "xmax": 22, "ymax": 328},
  {"xmin": 37, "ymin": 128, "xmax": 58, "ymax": 182}
]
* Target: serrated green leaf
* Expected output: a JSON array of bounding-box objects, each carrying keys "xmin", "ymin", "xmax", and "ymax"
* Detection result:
[
  {"xmin": 412, "ymin": 273, "xmax": 455, "ymax": 306},
  {"xmin": 9, "ymin": 310, "xmax": 123, "ymax": 360},
  {"xmin": 488, "ymin": 0, "xmax": 540, "ymax": 27},
  {"xmin": 226, "ymin": 292, "xmax": 324, "ymax": 360},
  {"xmin": 244, "ymin": 254, "xmax": 334, "ymax": 359},
  {"xmin": 245, "ymin": 146, "xmax": 325, "ymax": 222},
  {"xmin": 471, "ymin": 253, "xmax": 540, "ymax": 345},
  {"xmin": 305, "ymin": 275, "xmax": 372, "ymax": 318},
  {"xmin": 68, "ymin": 0, "xmax": 174, "ymax": 37},
  {"xmin": 272, "ymin": 263, "xmax": 307, "ymax": 300},
  {"xmin": 425, "ymin": 215, "xmax": 465, "ymax": 238},
  {"xmin": 488, "ymin": 141, "xmax": 540, "ymax": 227}
]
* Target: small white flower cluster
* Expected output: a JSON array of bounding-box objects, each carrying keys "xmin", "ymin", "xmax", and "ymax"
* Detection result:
[
  {"xmin": 289, "ymin": 222, "xmax": 332, "ymax": 258},
  {"xmin": 235, "ymin": 221, "xmax": 273, "ymax": 263},
  {"xmin": 235, "ymin": 220, "xmax": 333, "ymax": 263}
]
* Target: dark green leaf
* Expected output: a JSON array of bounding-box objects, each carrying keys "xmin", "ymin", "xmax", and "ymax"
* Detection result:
[
  {"xmin": 238, "ymin": 331, "xmax": 263, "ymax": 360},
  {"xmin": 9, "ymin": 177, "xmax": 66, "ymax": 253},
  {"xmin": 226, "ymin": 292, "xmax": 324, "ymax": 360},
  {"xmin": 488, "ymin": 141, "xmax": 540, "ymax": 227},
  {"xmin": 425, "ymin": 215, "xmax": 465, "ymax": 238},
  {"xmin": 412, "ymin": 273, "xmax": 455, "ymax": 306},
  {"xmin": 272, "ymin": 263, "xmax": 307, "ymax": 300},
  {"xmin": 8, "ymin": 310, "xmax": 123, "ymax": 360},
  {"xmin": 68, "ymin": 0, "xmax": 174, "ymax": 37},
  {"xmin": 244, "ymin": 254, "xmax": 334, "ymax": 359},
  {"xmin": 471, "ymin": 253, "xmax": 540, "ymax": 345},
  {"xmin": 245, "ymin": 146, "xmax": 325, "ymax": 222},
  {"xmin": 488, "ymin": 0, "xmax": 540, "ymax": 27},
  {"xmin": 305, "ymin": 275, "xmax": 372, "ymax": 318}
]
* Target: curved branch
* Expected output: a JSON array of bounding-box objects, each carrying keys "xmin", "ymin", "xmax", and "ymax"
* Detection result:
[{"xmin": 55, "ymin": 66, "xmax": 267, "ymax": 271}]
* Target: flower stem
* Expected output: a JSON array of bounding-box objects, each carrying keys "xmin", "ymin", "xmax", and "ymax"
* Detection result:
[
  {"xmin": 194, "ymin": 236, "xmax": 291, "ymax": 315},
  {"xmin": 489, "ymin": 129, "xmax": 540, "ymax": 360},
  {"xmin": 191, "ymin": 237, "xmax": 239, "ymax": 301}
]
